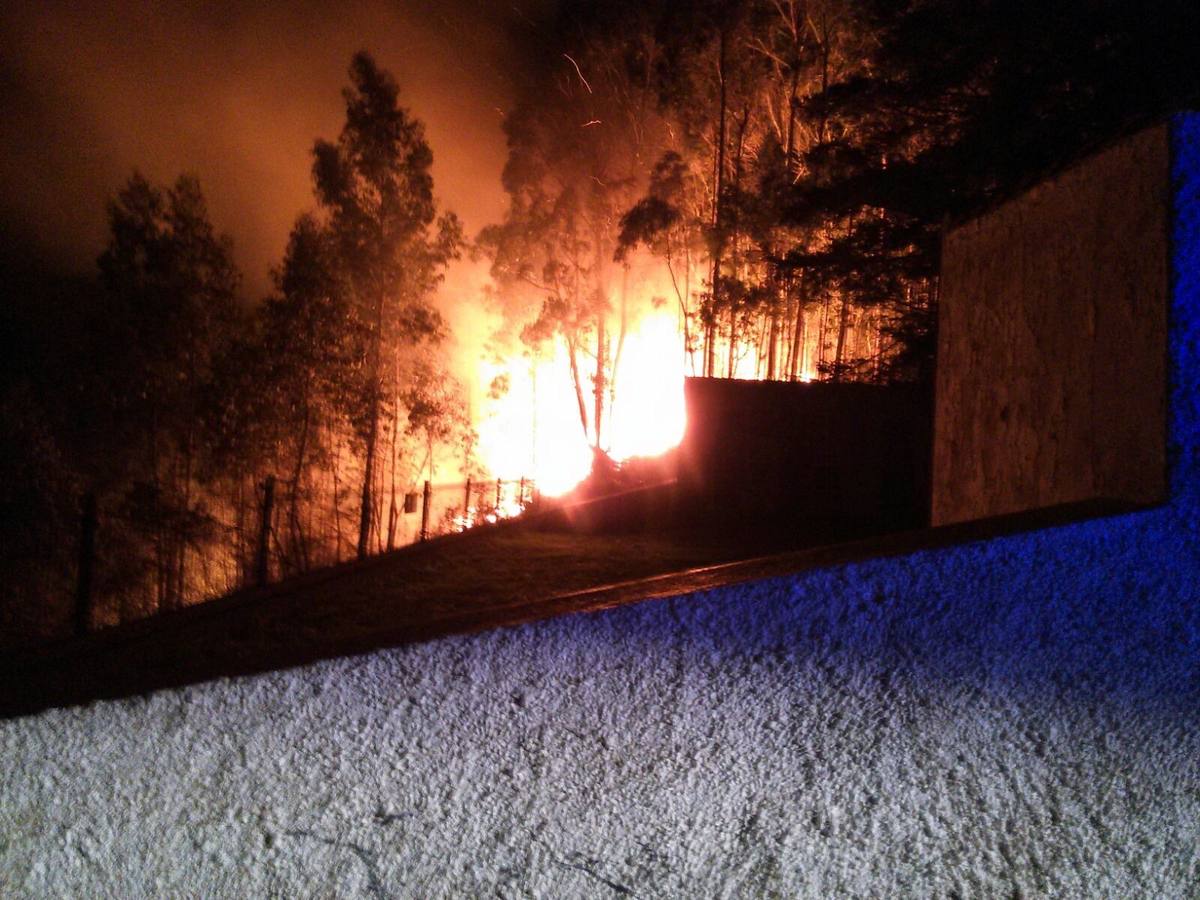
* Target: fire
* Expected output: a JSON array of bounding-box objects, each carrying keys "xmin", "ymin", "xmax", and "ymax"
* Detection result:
[
  {"xmin": 474, "ymin": 308, "xmax": 687, "ymax": 496},
  {"xmin": 605, "ymin": 312, "xmax": 688, "ymax": 460},
  {"xmin": 475, "ymin": 350, "xmax": 594, "ymax": 496}
]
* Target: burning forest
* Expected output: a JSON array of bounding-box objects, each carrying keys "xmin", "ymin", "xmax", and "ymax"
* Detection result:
[{"xmin": 1, "ymin": 0, "xmax": 1197, "ymax": 648}]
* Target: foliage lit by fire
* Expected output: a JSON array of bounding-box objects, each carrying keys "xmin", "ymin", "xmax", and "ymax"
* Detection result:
[{"xmin": 2, "ymin": 0, "xmax": 1198, "ymax": 642}]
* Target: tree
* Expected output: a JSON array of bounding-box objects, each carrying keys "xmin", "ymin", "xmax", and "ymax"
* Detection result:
[
  {"xmin": 608, "ymin": 0, "xmax": 883, "ymax": 382},
  {"xmin": 97, "ymin": 172, "xmax": 241, "ymax": 610},
  {"xmin": 202, "ymin": 213, "xmax": 358, "ymax": 575},
  {"xmin": 480, "ymin": 21, "xmax": 669, "ymax": 454},
  {"xmin": 310, "ymin": 52, "xmax": 462, "ymax": 559},
  {"xmin": 617, "ymin": 151, "xmax": 708, "ymax": 372}
]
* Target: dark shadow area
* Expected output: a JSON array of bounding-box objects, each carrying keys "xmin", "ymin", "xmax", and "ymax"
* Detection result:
[{"xmin": 679, "ymin": 378, "xmax": 932, "ymax": 531}]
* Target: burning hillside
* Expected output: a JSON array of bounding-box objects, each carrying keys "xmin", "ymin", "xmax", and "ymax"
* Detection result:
[{"xmin": 0, "ymin": 3, "xmax": 937, "ymax": 643}]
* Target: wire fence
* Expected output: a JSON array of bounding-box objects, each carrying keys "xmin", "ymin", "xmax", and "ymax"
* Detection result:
[{"xmin": 368, "ymin": 475, "xmax": 537, "ymax": 545}]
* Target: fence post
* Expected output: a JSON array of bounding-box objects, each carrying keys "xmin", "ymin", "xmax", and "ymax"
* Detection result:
[
  {"xmin": 463, "ymin": 476, "xmax": 472, "ymax": 526},
  {"xmin": 74, "ymin": 492, "xmax": 97, "ymax": 637},
  {"xmin": 495, "ymin": 478, "xmax": 502, "ymax": 510},
  {"xmin": 256, "ymin": 475, "xmax": 275, "ymax": 587},
  {"xmin": 420, "ymin": 479, "xmax": 432, "ymax": 542}
]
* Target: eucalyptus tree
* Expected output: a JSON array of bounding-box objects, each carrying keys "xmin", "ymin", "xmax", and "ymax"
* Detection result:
[
  {"xmin": 774, "ymin": 0, "xmax": 1200, "ymax": 384},
  {"xmin": 232, "ymin": 214, "xmax": 358, "ymax": 573},
  {"xmin": 480, "ymin": 35, "xmax": 660, "ymax": 453},
  {"xmin": 310, "ymin": 52, "xmax": 461, "ymax": 559}
]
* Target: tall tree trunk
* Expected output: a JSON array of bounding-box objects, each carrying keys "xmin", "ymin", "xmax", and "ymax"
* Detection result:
[
  {"xmin": 727, "ymin": 301, "xmax": 737, "ymax": 379},
  {"xmin": 817, "ymin": 13, "xmax": 830, "ymax": 143},
  {"xmin": 289, "ymin": 401, "xmax": 311, "ymax": 573},
  {"xmin": 785, "ymin": 62, "xmax": 800, "ymax": 176},
  {"xmin": 331, "ymin": 436, "xmax": 343, "ymax": 562},
  {"xmin": 234, "ymin": 475, "xmax": 247, "ymax": 588},
  {"xmin": 684, "ymin": 243, "xmax": 695, "ymax": 375},
  {"xmin": 873, "ymin": 306, "xmax": 885, "ymax": 382},
  {"xmin": 608, "ymin": 266, "xmax": 629, "ymax": 428},
  {"xmin": 567, "ymin": 336, "xmax": 590, "ymax": 444},
  {"xmin": 386, "ymin": 387, "xmax": 400, "ymax": 552},
  {"xmin": 726, "ymin": 103, "xmax": 751, "ymax": 381},
  {"xmin": 357, "ymin": 292, "xmax": 384, "ymax": 560},
  {"xmin": 833, "ymin": 293, "xmax": 851, "ymax": 382},
  {"xmin": 593, "ymin": 307, "xmax": 607, "ymax": 451},
  {"xmin": 148, "ymin": 410, "xmax": 165, "ymax": 614},
  {"xmin": 592, "ymin": 230, "xmax": 609, "ymax": 451},
  {"xmin": 357, "ymin": 395, "xmax": 379, "ymax": 560},
  {"xmin": 665, "ymin": 246, "xmax": 691, "ymax": 372},
  {"xmin": 789, "ymin": 274, "xmax": 808, "ymax": 381},
  {"xmin": 785, "ymin": 291, "xmax": 798, "ymax": 379},
  {"xmin": 817, "ymin": 292, "xmax": 831, "ymax": 373},
  {"xmin": 707, "ymin": 25, "xmax": 729, "ymax": 380},
  {"xmin": 174, "ymin": 423, "xmax": 195, "ymax": 609},
  {"xmin": 767, "ymin": 304, "xmax": 779, "ymax": 380}
]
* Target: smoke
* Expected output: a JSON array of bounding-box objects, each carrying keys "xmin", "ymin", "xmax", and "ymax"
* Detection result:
[{"xmin": 0, "ymin": 0, "xmax": 551, "ymax": 295}]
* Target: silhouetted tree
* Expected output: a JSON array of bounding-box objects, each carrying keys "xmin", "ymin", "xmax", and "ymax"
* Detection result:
[
  {"xmin": 480, "ymin": 20, "xmax": 669, "ymax": 452},
  {"xmin": 96, "ymin": 172, "xmax": 241, "ymax": 610},
  {"xmin": 310, "ymin": 52, "xmax": 462, "ymax": 559}
]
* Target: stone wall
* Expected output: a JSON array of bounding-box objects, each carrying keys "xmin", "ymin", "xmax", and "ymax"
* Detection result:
[{"xmin": 933, "ymin": 125, "xmax": 1170, "ymax": 524}]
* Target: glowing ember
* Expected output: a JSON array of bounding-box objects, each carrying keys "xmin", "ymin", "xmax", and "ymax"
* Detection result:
[{"xmin": 475, "ymin": 308, "xmax": 687, "ymax": 496}]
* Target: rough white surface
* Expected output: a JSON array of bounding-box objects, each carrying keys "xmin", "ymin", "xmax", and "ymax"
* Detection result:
[{"xmin": 2, "ymin": 508, "xmax": 1199, "ymax": 898}]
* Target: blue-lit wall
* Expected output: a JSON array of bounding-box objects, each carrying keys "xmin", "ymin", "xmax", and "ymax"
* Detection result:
[{"xmin": 1, "ymin": 117, "xmax": 1197, "ymax": 897}]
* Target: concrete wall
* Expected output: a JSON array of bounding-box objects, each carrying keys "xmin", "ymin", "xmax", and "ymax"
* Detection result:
[
  {"xmin": 680, "ymin": 378, "xmax": 931, "ymax": 529},
  {"xmin": 934, "ymin": 125, "xmax": 1170, "ymax": 524},
  {"xmin": 1, "ymin": 117, "xmax": 1197, "ymax": 897}
]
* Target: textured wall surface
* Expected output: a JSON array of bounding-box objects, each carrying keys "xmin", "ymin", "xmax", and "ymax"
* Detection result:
[
  {"xmin": 934, "ymin": 125, "xmax": 1170, "ymax": 525},
  {"xmin": 0, "ymin": 117, "xmax": 1197, "ymax": 898}
]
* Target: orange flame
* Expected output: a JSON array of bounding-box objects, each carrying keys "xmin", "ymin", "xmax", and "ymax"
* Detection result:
[{"xmin": 475, "ymin": 308, "xmax": 687, "ymax": 496}]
